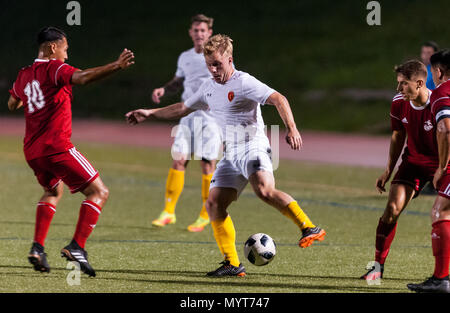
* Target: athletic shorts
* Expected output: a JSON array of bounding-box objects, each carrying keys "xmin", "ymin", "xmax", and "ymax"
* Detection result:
[
  {"xmin": 391, "ymin": 161, "xmax": 436, "ymax": 198},
  {"xmin": 436, "ymin": 172, "xmax": 450, "ymax": 199},
  {"xmin": 210, "ymin": 140, "xmax": 273, "ymax": 198},
  {"xmin": 26, "ymin": 147, "xmax": 99, "ymax": 193},
  {"xmin": 171, "ymin": 114, "xmax": 222, "ymax": 161}
]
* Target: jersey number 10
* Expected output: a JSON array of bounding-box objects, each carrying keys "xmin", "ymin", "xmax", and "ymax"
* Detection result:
[{"xmin": 24, "ymin": 80, "xmax": 45, "ymax": 113}]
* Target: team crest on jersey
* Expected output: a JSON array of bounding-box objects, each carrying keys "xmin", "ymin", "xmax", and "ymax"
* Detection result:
[
  {"xmin": 228, "ymin": 91, "xmax": 234, "ymax": 102},
  {"xmin": 424, "ymin": 120, "xmax": 433, "ymax": 131}
]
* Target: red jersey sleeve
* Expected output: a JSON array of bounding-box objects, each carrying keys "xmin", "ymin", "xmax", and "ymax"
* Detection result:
[
  {"xmin": 390, "ymin": 94, "xmax": 404, "ymax": 131},
  {"xmin": 431, "ymin": 81, "xmax": 450, "ymax": 123},
  {"xmin": 47, "ymin": 60, "xmax": 79, "ymax": 87},
  {"xmin": 8, "ymin": 81, "xmax": 20, "ymax": 100}
]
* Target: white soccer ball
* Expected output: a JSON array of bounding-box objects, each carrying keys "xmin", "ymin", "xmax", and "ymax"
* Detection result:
[{"xmin": 244, "ymin": 233, "xmax": 276, "ymax": 266}]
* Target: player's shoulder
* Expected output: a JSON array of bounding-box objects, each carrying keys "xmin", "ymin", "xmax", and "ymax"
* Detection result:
[
  {"xmin": 178, "ymin": 47, "xmax": 195, "ymax": 59},
  {"xmin": 431, "ymin": 80, "xmax": 450, "ymax": 100},
  {"xmin": 392, "ymin": 93, "xmax": 405, "ymax": 103}
]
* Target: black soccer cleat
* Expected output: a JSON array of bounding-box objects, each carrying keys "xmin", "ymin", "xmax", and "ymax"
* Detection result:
[
  {"xmin": 407, "ymin": 276, "xmax": 450, "ymax": 293},
  {"xmin": 60, "ymin": 240, "xmax": 96, "ymax": 277},
  {"xmin": 28, "ymin": 242, "xmax": 50, "ymax": 273},
  {"xmin": 206, "ymin": 260, "xmax": 246, "ymax": 277},
  {"xmin": 360, "ymin": 263, "xmax": 384, "ymax": 280}
]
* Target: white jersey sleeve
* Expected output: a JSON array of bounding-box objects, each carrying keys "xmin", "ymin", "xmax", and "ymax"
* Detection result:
[
  {"xmin": 184, "ymin": 81, "xmax": 209, "ymax": 111},
  {"xmin": 242, "ymin": 74, "xmax": 276, "ymax": 105},
  {"xmin": 175, "ymin": 53, "xmax": 185, "ymax": 78}
]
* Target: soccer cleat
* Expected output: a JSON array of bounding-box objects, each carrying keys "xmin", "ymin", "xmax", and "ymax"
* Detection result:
[
  {"xmin": 206, "ymin": 260, "xmax": 246, "ymax": 277},
  {"xmin": 60, "ymin": 240, "xmax": 96, "ymax": 277},
  {"xmin": 28, "ymin": 243, "xmax": 50, "ymax": 273},
  {"xmin": 360, "ymin": 263, "xmax": 384, "ymax": 280},
  {"xmin": 407, "ymin": 276, "xmax": 450, "ymax": 293},
  {"xmin": 152, "ymin": 211, "xmax": 176, "ymax": 227},
  {"xmin": 298, "ymin": 226, "xmax": 326, "ymax": 248},
  {"xmin": 187, "ymin": 216, "xmax": 210, "ymax": 232}
]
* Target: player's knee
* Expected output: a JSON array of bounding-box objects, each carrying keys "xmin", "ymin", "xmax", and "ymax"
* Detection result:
[
  {"xmin": 385, "ymin": 202, "xmax": 401, "ymax": 221},
  {"xmin": 97, "ymin": 185, "xmax": 109, "ymax": 202}
]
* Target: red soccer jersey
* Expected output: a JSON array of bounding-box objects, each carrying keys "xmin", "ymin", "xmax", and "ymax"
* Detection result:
[
  {"xmin": 390, "ymin": 91, "xmax": 438, "ymax": 167},
  {"xmin": 431, "ymin": 79, "xmax": 450, "ymax": 125},
  {"xmin": 9, "ymin": 59, "xmax": 79, "ymax": 161}
]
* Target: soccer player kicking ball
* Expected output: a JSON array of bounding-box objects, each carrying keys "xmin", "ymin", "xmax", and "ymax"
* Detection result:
[
  {"xmin": 126, "ymin": 34, "xmax": 326, "ymax": 277},
  {"xmin": 7, "ymin": 27, "xmax": 135, "ymax": 277},
  {"xmin": 150, "ymin": 14, "xmax": 221, "ymax": 232},
  {"xmin": 407, "ymin": 50, "xmax": 450, "ymax": 293},
  {"xmin": 361, "ymin": 60, "xmax": 436, "ymax": 281}
]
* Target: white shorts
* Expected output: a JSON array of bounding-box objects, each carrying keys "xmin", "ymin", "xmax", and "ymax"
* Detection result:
[
  {"xmin": 171, "ymin": 113, "xmax": 222, "ymax": 161},
  {"xmin": 210, "ymin": 141, "xmax": 273, "ymax": 198}
]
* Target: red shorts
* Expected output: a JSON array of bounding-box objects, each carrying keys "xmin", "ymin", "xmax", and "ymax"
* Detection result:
[
  {"xmin": 437, "ymin": 173, "xmax": 450, "ymax": 199},
  {"xmin": 391, "ymin": 161, "xmax": 436, "ymax": 198},
  {"xmin": 27, "ymin": 147, "xmax": 99, "ymax": 193}
]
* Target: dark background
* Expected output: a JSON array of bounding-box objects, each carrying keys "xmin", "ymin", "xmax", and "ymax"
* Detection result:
[{"xmin": 1, "ymin": 0, "xmax": 448, "ymax": 132}]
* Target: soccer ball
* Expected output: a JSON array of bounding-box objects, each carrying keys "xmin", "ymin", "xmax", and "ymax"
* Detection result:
[{"xmin": 244, "ymin": 233, "xmax": 276, "ymax": 266}]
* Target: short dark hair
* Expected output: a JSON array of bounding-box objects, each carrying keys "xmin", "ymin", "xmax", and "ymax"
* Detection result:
[
  {"xmin": 430, "ymin": 49, "xmax": 450, "ymax": 75},
  {"xmin": 422, "ymin": 41, "xmax": 439, "ymax": 52},
  {"xmin": 37, "ymin": 26, "xmax": 66, "ymax": 45},
  {"xmin": 191, "ymin": 14, "xmax": 213, "ymax": 29},
  {"xmin": 394, "ymin": 59, "xmax": 428, "ymax": 80}
]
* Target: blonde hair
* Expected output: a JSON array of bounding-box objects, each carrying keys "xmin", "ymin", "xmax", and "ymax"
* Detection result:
[
  {"xmin": 191, "ymin": 14, "xmax": 214, "ymax": 29},
  {"xmin": 203, "ymin": 34, "xmax": 233, "ymax": 57}
]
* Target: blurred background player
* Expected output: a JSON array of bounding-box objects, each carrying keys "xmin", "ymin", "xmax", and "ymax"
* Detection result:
[
  {"xmin": 421, "ymin": 41, "xmax": 440, "ymax": 90},
  {"xmin": 126, "ymin": 34, "xmax": 326, "ymax": 277},
  {"xmin": 407, "ymin": 49, "xmax": 450, "ymax": 293},
  {"xmin": 7, "ymin": 26, "xmax": 135, "ymax": 277},
  {"xmin": 361, "ymin": 60, "xmax": 436, "ymax": 281},
  {"xmin": 150, "ymin": 14, "xmax": 221, "ymax": 232}
]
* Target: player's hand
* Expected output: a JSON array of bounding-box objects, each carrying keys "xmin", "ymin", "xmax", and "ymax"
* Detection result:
[
  {"xmin": 286, "ymin": 128, "xmax": 303, "ymax": 150},
  {"xmin": 433, "ymin": 167, "xmax": 445, "ymax": 189},
  {"xmin": 152, "ymin": 87, "xmax": 165, "ymax": 104},
  {"xmin": 125, "ymin": 109, "xmax": 152, "ymax": 125},
  {"xmin": 117, "ymin": 48, "xmax": 135, "ymax": 69},
  {"xmin": 375, "ymin": 169, "xmax": 391, "ymax": 194}
]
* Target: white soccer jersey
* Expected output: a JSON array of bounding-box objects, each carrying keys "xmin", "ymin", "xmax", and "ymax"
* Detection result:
[
  {"xmin": 175, "ymin": 48, "xmax": 211, "ymax": 101},
  {"xmin": 184, "ymin": 70, "xmax": 276, "ymax": 149}
]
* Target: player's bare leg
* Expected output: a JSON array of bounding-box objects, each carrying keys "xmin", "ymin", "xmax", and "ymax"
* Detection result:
[
  {"xmin": 28, "ymin": 183, "xmax": 64, "ymax": 273},
  {"xmin": 362, "ymin": 183, "xmax": 415, "ymax": 280},
  {"xmin": 205, "ymin": 187, "xmax": 246, "ymax": 277},
  {"xmin": 188, "ymin": 159, "xmax": 215, "ymax": 232},
  {"xmin": 408, "ymin": 196, "xmax": 450, "ymax": 293},
  {"xmin": 248, "ymin": 170, "xmax": 326, "ymax": 248},
  {"xmin": 153, "ymin": 158, "xmax": 188, "ymax": 227},
  {"xmin": 61, "ymin": 177, "xmax": 109, "ymax": 277}
]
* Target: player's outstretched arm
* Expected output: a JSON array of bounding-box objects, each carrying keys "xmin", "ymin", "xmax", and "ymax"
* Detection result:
[
  {"xmin": 71, "ymin": 48, "xmax": 135, "ymax": 85},
  {"xmin": 7, "ymin": 95, "xmax": 23, "ymax": 111},
  {"xmin": 376, "ymin": 129, "xmax": 406, "ymax": 193},
  {"xmin": 265, "ymin": 92, "xmax": 302, "ymax": 150},
  {"xmin": 152, "ymin": 76, "xmax": 184, "ymax": 104},
  {"xmin": 125, "ymin": 102, "xmax": 193, "ymax": 125},
  {"xmin": 433, "ymin": 118, "xmax": 450, "ymax": 188}
]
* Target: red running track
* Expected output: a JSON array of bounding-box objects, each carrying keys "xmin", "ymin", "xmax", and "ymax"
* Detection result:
[{"xmin": 0, "ymin": 117, "xmax": 390, "ymax": 168}]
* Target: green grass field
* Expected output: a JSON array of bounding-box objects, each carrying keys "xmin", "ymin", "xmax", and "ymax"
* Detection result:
[{"xmin": 0, "ymin": 135, "xmax": 436, "ymax": 293}]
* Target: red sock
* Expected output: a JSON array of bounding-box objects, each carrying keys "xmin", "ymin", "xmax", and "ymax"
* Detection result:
[
  {"xmin": 375, "ymin": 218, "xmax": 398, "ymax": 265},
  {"xmin": 73, "ymin": 200, "xmax": 102, "ymax": 249},
  {"xmin": 431, "ymin": 220, "xmax": 450, "ymax": 279},
  {"xmin": 34, "ymin": 202, "xmax": 56, "ymax": 247}
]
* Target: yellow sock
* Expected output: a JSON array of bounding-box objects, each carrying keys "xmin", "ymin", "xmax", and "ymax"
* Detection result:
[
  {"xmin": 281, "ymin": 201, "xmax": 315, "ymax": 230},
  {"xmin": 211, "ymin": 215, "xmax": 240, "ymax": 267},
  {"xmin": 199, "ymin": 173, "xmax": 213, "ymax": 220},
  {"xmin": 164, "ymin": 168, "xmax": 184, "ymax": 214}
]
